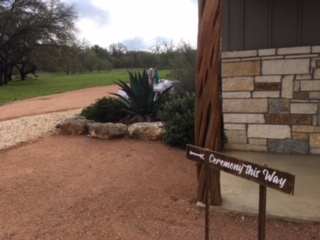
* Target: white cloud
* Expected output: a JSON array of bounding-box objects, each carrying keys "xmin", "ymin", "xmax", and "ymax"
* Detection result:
[
  {"xmin": 66, "ymin": 0, "xmax": 109, "ymax": 25},
  {"xmin": 122, "ymin": 37, "xmax": 147, "ymax": 51},
  {"xmin": 71, "ymin": 0, "xmax": 198, "ymax": 50}
]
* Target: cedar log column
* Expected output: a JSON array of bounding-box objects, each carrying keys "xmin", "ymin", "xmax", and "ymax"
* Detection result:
[{"xmin": 195, "ymin": 0, "xmax": 224, "ymax": 205}]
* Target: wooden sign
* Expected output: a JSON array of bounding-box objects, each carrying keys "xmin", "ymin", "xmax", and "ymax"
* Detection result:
[{"xmin": 186, "ymin": 144, "xmax": 295, "ymax": 195}]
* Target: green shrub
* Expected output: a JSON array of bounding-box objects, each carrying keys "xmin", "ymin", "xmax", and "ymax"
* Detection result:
[
  {"xmin": 80, "ymin": 97, "xmax": 127, "ymax": 123},
  {"xmin": 158, "ymin": 93, "xmax": 195, "ymax": 148},
  {"xmin": 169, "ymin": 41, "xmax": 196, "ymax": 95}
]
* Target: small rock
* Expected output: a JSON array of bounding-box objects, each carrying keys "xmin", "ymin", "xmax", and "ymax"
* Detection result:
[
  {"xmin": 56, "ymin": 118, "xmax": 90, "ymax": 135},
  {"xmin": 87, "ymin": 122, "xmax": 128, "ymax": 139},
  {"xmin": 128, "ymin": 122, "xmax": 165, "ymax": 141}
]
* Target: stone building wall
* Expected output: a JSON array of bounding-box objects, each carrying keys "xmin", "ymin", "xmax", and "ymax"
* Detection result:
[{"xmin": 221, "ymin": 46, "xmax": 320, "ymax": 154}]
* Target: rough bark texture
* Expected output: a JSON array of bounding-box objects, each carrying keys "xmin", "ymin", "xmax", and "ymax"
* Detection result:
[{"xmin": 195, "ymin": 0, "xmax": 224, "ymax": 205}]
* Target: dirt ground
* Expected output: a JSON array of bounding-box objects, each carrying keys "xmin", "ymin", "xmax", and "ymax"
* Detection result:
[
  {"xmin": 0, "ymin": 86, "xmax": 319, "ymax": 240},
  {"xmin": 0, "ymin": 85, "xmax": 119, "ymax": 121}
]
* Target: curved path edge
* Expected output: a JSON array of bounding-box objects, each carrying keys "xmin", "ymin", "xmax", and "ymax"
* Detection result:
[{"xmin": 0, "ymin": 85, "xmax": 119, "ymax": 121}]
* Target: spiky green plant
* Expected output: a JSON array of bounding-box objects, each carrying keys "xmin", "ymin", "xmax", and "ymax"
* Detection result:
[{"xmin": 113, "ymin": 70, "xmax": 171, "ymax": 122}]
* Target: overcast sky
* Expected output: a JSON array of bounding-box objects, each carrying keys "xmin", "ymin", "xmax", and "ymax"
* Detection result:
[{"xmin": 65, "ymin": 0, "xmax": 198, "ymax": 50}]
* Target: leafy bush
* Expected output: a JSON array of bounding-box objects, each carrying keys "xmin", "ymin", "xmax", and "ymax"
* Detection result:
[
  {"xmin": 158, "ymin": 93, "xmax": 195, "ymax": 148},
  {"xmin": 80, "ymin": 97, "xmax": 127, "ymax": 123},
  {"xmin": 169, "ymin": 41, "xmax": 196, "ymax": 95},
  {"xmin": 113, "ymin": 69, "xmax": 171, "ymax": 122}
]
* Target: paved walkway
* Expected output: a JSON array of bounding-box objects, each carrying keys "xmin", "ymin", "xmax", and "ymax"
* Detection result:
[
  {"xmin": 218, "ymin": 150, "xmax": 320, "ymax": 223},
  {"xmin": 1, "ymin": 86, "xmax": 319, "ymax": 223}
]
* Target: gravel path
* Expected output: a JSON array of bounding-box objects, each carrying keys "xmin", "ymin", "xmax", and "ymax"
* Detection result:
[
  {"xmin": 0, "ymin": 109, "xmax": 81, "ymax": 150},
  {"xmin": 0, "ymin": 85, "xmax": 119, "ymax": 150}
]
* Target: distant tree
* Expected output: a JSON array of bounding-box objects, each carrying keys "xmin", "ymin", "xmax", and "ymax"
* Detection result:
[
  {"xmin": 32, "ymin": 44, "xmax": 66, "ymax": 73},
  {"xmin": 91, "ymin": 45, "xmax": 112, "ymax": 71},
  {"xmin": 150, "ymin": 40, "xmax": 174, "ymax": 54},
  {"xmin": 107, "ymin": 43, "xmax": 128, "ymax": 68},
  {"xmin": 149, "ymin": 40, "xmax": 175, "ymax": 69},
  {"xmin": 138, "ymin": 51, "xmax": 158, "ymax": 69},
  {"xmin": 58, "ymin": 44, "xmax": 82, "ymax": 74},
  {"xmin": 91, "ymin": 45, "xmax": 108, "ymax": 59},
  {"xmin": 81, "ymin": 48, "xmax": 98, "ymax": 72},
  {"xmin": 108, "ymin": 43, "xmax": 128, "ymax": 57},
  {"xmin": 127, "ymin": 51, "xmax": 140, "ymax": 68},
  {"xmin": 169, "ymin": 41, "xmax": 197, "ymax": 94},
  {"xmin": 0, "ymin": 0, "xmax": 78, "ymax": 84}
]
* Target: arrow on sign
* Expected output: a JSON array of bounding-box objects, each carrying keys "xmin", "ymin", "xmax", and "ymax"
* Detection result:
[{"xmin": 189, "ymin": 151, "xmax": 205, "ymax": 160}]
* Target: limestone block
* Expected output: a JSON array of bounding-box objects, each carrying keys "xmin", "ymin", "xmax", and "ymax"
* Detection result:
[
  {"xmin": 310, "ymin": 148, "xmax": 320, "ymax": 154},
  {"xmin": 294, "ymin": 81, "xmax": 300, "ymax": 91},
  {"xmin": 262, "ymin": 59, "xmax": 310, "ymax": 75},
  {"xmin": 313, "ymin": 116, "xmax": 319, "ymax": 126},
  {"xmin": 285, "ymin": 54, "xmax": 318, "ymax": 59},
  {"xmin": 312, "ymin": 46, "xmax": 320, "ymax": 53},
  {"xmin": 222, "ymin": 50, "xmax": 257, "ymax": 59},
  {"xmin": 252, "ymin": 91, "xmax": 280, "ymax": 98},
  {"xmin": 268, "ymin": 139, "xmax": 309, "ymax": 154},
  {"xmin": 249, "ymin": 138, "xmax": 267, "ymax": 146},
  {"xmin": 292, "ymin": 133, "xmax": 309, "ymax": 140},
  {"xmin": 311, "ymin": 60, "xmax": 317, "ymax": 68},
  {"xmin": 290, "ymin": 103, "xmax": 318, "ymax": 114},
  {"xmin": 223, "ymin": 99, "xmax": 268, "ymax": 113},
  {"xmin": 255, "ymin": 76, "xmax": 281, "ymax": 83},
  {"xmin": 255, "ymin": 82, "xmax": 281, "ymax": 91},
  {"xmin": 225, "ymin": 130, "xmax": 247, "ymax": 144},
  {"xmin": 301, "ymin": 80, "xmax": 320, "ymax": 91},
  {"xmin": 224, "ymin": 143, "xmax": 267, "ymax": 152},
  {"xmin": 258, "ymin": 49, "xmax": 276, "ymax": 56},
  {"xmin": 314, "ymin": 69, "xmax": 320, "ymax": 79},
  {"xmin": 224, "ymin": 124, "xmax": 246, "ymax": 131},
  {"xmin": 277, "ymin": 46, "xmax": 311, "ymax": 55},
  {"xmin": 128, "ymin": 122, "xmax": 165, "ymax": 141},
  {"xmin": 269, "ymin": 99, "xmax": 290, "ymax": 114},
  {"xmin": 222, "ymin": 77, "xmax": 254, "ymax": 91},
  {"xmin": 310, "ymin": 92, "xmax": 320, "ymax": 99},
  {"xmin": 293, "ymin": 92, "xmax": 309, "ymax": 100},
  {"xmin": 56, "ymin": 118, "xmax": 90, "ymax": 135},
  {"xmin": 88, "ymin": 122, "xmax": 128, "ymax": 139},
  {"xmin": 224, "ymin": 114, "xmax": 265, "ymax": 123},
  {"xmin": 248, "ymin": 124, "xmax": 291, "ymax": 139},
  {"xmin": 266, "ymin": 114, "xmax": 312, "ymax": 125},
  {"xmin": 310, "ymin": 134, "xmax": 320, "ymax": 148},
  {"xmin": 222, "ymin": 61, "xmax": 260, "ymax": 77},
  {"xmin": 222, "ymin": 92, "xmax": 251, "ymax": 99},
  {"xmin": 282, "ymin": 75, "xmax": 294, "ymax": 99},
  {"xmin": 296, "ymin": 75, "xmax": 312, "ymax": 80},
  {"xmin": 318, "ymin": 106, "xmax": 320, "ymax": 126},
  {"xmin": 292, "ymin": 125, "xmax": 320, "ymax": 133}
]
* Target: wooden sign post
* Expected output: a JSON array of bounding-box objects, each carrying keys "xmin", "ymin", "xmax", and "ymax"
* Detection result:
[{"xmin": 186, "ymin": 144, "xmax": 295, "ymax": 240}]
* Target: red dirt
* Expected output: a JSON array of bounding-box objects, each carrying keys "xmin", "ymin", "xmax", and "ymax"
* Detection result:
[
  {"xmin": 0, "ymin": 85, "xmax": 319, "ymax": 240},
  {"xmin": 0, "ymin": 85, "xmax": 120, "ymax": 121}
]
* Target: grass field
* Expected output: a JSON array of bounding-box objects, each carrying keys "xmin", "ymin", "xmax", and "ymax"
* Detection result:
[{"xmin": 0, "ymin": 69, "xmax": 170, "ymax": 105}]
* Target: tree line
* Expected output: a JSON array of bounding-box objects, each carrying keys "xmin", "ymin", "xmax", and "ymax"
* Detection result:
[
  {"xmin": 0, "ymin": 0, "xmax": 196, "ymax": 86},
  {"xmin": 34, "ymin": 38, "xmax": 196, "ymax": 78}
]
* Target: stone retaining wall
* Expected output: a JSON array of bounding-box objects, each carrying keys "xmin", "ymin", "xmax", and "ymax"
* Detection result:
[{"xmin": 221, "ymin": 46, "xmax": 320, "ymax": 154}]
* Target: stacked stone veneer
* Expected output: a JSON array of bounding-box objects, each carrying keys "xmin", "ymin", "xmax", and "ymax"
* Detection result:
[{"xmin": 221, "ymin": 46, "xmax": 320, "ymax": 154}]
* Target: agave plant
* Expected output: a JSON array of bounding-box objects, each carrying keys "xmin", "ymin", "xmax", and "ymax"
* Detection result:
[{"xmin": 113, "ymin": 69, "xmax": 171, "ymax": 122}]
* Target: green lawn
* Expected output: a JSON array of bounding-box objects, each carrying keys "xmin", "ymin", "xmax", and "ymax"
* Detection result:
[{"xmin": 0, "ymin": 69, "xmax": 170, "ymax": 105}]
